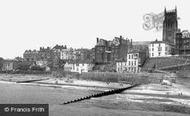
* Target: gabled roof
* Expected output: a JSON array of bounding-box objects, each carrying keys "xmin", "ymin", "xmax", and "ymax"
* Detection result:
[{"xmin": 150, "ymin": 39, "xmax": 173, "ymax": 46}]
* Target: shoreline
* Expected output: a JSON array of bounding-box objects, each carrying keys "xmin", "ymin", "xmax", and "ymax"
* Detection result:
[{"xmin": 0, "ymin": 75, "xmax": 190, "ymax": 115}]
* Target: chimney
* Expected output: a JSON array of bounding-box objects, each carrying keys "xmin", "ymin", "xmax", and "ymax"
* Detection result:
[
  {"xmin": 164, "ymin": 7, "xmax": 166, "ymax": 16},
  {"xmin": 97, "ymin": 38, "xmax": 99, "ymax": 43},
  {"xmin": 120, "ymin": 35, "xmax": 122, "ymax": 39}
]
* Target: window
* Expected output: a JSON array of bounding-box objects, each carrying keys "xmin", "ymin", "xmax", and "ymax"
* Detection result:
[
  {"xmin": 152, "ymin": 48, "xmax": 154, "ymax": 51},
  {"xmin": 158, "ymin": 52, "xmax": 161, "ymax": 56},
  {"xmin": 152, "ymin": 44, "xmax": 154, "ymax": 47},
  {"xmin": 129, "ymin": 61, "xmax": 130, "ymax": 66},
  {"xmin": 134, "ymin": 61, "xmax": 136, "ymax": 65},
  {"xmin": 165, "ymin": 47, "xmax": 168, "ymax": 51},
  {"xmin": 152, "ymin": 53, "xmax": 154, "ymax": 57},
  {"xmin": 158, "ymin": 47, "xmax": 162, "ymax": 51},
  {"xmin": 73, "ymin": 64, "xmax": 75, "ymax": 70}
]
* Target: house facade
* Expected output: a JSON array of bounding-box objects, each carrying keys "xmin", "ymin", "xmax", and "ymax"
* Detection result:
[
  {"xmin": 64, "ymin": 61, "xmax": 94, "ymax": 74},
  {"xmin": 116, "ymin": 61, "xmax": 127, "ymax": 72},
  {"xmin": 60, "ymin": 48, "xmax": 74, "ymax": 60},
  {"xmin": 149, "ymin": 40, "xmax": 172, "ymax": 58},
  {"xmin": 116, "ymin": 50, "xmax": 147, "ymax": 73},
  {"xmin": 2, "ymin": 60, "xmax": 16, "ymax": 71},
  {"xmin": 23, "ymin": 50, "xmax": 38, "ymax": 61}
]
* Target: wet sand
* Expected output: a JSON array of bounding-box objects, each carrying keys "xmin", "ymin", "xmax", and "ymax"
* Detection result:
[{"xmin": 0, "ymin": 74, "xmax": 190, "ymax": 115}]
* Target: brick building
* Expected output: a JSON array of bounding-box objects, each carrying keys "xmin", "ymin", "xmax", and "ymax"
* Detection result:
[
  {"xmin": 23, "ymin": 50, "xmax": 38, "ymax": 61},
  {"xmin": 95, "ymin": 36, "xmax": 132, "ymax": 64},
  {"xmin": 176, "ymin": 30, "xmax": 190, "ymax": 55},
  {"xmin": 52, "ymin": 44, "xmax": 67, "ymax": 59}
]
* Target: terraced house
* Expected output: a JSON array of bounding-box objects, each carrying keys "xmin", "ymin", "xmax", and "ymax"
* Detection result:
[
  {"xmin": 64, "ymin": 60, "xmax": 94, "ymax": 74},
  {"xmin": 116, "ymin": 50, "xmax": 147, "ymax": 73}
]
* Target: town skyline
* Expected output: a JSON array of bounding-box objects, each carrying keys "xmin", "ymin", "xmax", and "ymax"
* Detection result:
[{"xmin": 1, "ymin": 0, "xmax": 190, "ymax": 59}]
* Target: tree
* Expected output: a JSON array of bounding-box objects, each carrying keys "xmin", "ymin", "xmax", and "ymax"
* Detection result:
[
  {"xmin": 15, "ymin": 62, "xmax": 32, "ymax": 71},
  {"xmin": 30, "ymin": 65, "xmax": 45, "ymax": 71}
]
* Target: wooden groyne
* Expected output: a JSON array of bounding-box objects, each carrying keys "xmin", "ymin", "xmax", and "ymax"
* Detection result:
[{"xmin": 61, "ymin": 84, "xmax": 140, "ymax": 105}]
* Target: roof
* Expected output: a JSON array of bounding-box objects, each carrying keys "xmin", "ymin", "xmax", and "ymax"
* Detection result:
[
  {"xmin": 150, "ymin": 40, "xmax": 165, "ymax": 44},
  {"xmin": 133, "ymin": 41, "xmax": 151, "ymax": 45},
  {"xmin": 3, "ymin": 59, "xmax": 15, "ymax": 63},
  {"xmin": 115, "ymin": 60, "xmax": 127, "ymax": 62},
  {"xmin": 53, "ymin": 45, "xmax": 67, "ymax": 50},
  {"xmin": 128, "ymin": 49, "xmax": 140, "ymax": 53},
  {"xmin": 66, "ymin": 60, "xmax": 93, "ymax": 64},
  {"xmin": 150, "ymin": 40, "xmax": 173, "ymax": 46}
]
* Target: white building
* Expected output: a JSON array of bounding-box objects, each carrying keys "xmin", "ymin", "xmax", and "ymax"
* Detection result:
[
  {"xmin": 149, "ymin": 40, "xmax": 172, "ymax": 58},
  {"xmin": 64, "ymin": 62, "xmax": 73, "ymax": 71},
  {"xmin": 126, "ymin": 52, "xmax": 140, "ymax": 73},
  {"xmin": 36, "ymin": 60, "xmax": 48, "ymax": 67},
  {"xmin": 64, "ymin": 61, "xmax": 94, "ymax": 74},
  {"xmin": 116, "ymin": 50, "xmax": 146, "ymax": 73},
  {"xmin": 116, "ymin": 61, "xmax": 127, "ymax": 72}
]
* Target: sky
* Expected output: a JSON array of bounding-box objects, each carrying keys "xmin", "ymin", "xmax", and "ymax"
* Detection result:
[{"xmin": 0, "ymin": 0, "xmax": 190, "ymax": 59}]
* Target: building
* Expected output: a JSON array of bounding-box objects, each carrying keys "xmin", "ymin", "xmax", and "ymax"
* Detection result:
[
  {"xmin": 163, "ymin": 7, "xmax": 178, "ymax": 45},
  {"xmin": 126, "ymin": 50, "xmax": 146, "ymax": 73},
  {"xmin": 116, "ymin": 60, "xmax": 127, "ymax": 72},
  {"xmin": 36, "ymin": 60, "xmax": 48, "ymax": 67},
  {"xmin": 116, "ymin": 50, "xmax": 147, "ymax": 73},
  {"xmin": 111, "ymin": 36, "xmax": 132, "ymax": 61},
  {"xmin": 95, "ymin": 38, "xmax": 112, "ymax": 64},
  {"xmin": 72, "ymin": 48, "xmax": 94, "ymax": 62},
  {"xmin": 52, "ymin": 44, "xmax": 67, "ymax": 59},
  {"xmin": 1, "ymin": 60, "xmax": 17, "ymax": 71},
  {"xmin": 60, "ymin": 48, "xmax": 74, "ymax": 60},
  {"xmin": 64, "ymin": 62, "xmax": 73, "ymax": 71},
  {"xmin": 65, "ymin": 60, "xmax": 94, "ymax": 74},
  {"xmin": 52, "ymin": 45, "xmax": 67, "ymax": 52},
  {"xmin": 149, "ymin": 40, "xmax": 172, "ymax": 58},
  {"xmin": 38, "ymin": 47, "xmax": 54, "ymax": 60},
  {"xmin": 176, "ymin": 30, "xmax": 190, "ymax": 55},
  {"xmin": 23, "ymin": 50, "xmax": 38, "ymax": 61},
  {"xmin": 95, "ymin": 36, "xmax": 132, "ymax": 64}
]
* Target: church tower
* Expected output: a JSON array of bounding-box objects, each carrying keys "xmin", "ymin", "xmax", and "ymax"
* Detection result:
[{"xmin": 162, "ymin": 7, "xmax": 178, "ymax": 45}]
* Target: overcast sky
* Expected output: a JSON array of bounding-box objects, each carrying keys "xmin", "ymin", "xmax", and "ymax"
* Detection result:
[{"xmin": 0, "ymin": 0, "xmax": 190, "ymax": 59}]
